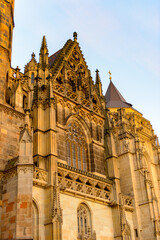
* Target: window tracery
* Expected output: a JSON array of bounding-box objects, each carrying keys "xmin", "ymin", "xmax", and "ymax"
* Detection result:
[
  {"xmin": 66, "ymin": 122, "xmax": 88, "ymax": 171},
  {"xmin": 77, "ymin": 64, "xmax": 86, "ymax": 77},
  {"xmin": 72, "ymin": 50, "xmax": 80, "ymax": 63},
  {"xmin": 67, "ymin": 71, "xmax": 76, "ymax": 92},
  {"xmin": 77, "ymin": 204, "xmax": 92, "ymax": 240}
]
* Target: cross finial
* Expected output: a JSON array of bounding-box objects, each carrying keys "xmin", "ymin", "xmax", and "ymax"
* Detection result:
[{"xmin": 108, "ymin": 70, "xmax": 112, "ymax": 81}]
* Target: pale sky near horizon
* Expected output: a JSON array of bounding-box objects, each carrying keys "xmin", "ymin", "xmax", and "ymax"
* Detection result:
[{"xmin": 12, "ymin": 0, "xmax": 160, "ymax": 140}]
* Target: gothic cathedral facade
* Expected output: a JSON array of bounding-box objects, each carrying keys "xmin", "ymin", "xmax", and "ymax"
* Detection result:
[{"xmin": 0, "ymin": 1, "xmax": 160, "ymax": 240}]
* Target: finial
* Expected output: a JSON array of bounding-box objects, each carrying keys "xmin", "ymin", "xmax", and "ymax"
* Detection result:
[
  {"xmin": 95, "ymin": 69, "xmax": 99, "ymax": 73},
  {"xmin": 108, "ymin": 70, "xmax": 112, "ymax": 81},
  {"xmin": 16, "ymin": 66, "xmax": 20, "ymax": 72},
  {"xmin": 73, "ymin": 32, "xmax": 77, "ymax": 42},
  {"xmin": 31, "ymin": 52, "xmax": 35, "ymax": 59}
]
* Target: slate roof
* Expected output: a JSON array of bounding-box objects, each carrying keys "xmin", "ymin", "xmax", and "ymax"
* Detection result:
[
  {"xmin": 105, "ymin": 81, "xmax": 132, "ymax": 108},
  {"xmin": 49, "ymin": 49, "xmax": 62, "ymax": 66}
]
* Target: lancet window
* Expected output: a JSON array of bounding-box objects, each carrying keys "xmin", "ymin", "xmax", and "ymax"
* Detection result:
[
  {"xmin": 31, "ymin": 73, "xmax": 34, "ymax": 84},
  {"xmin": 77, "ymin": 204, "xmax": 92, "ymax": 239},
  {"xmin": 66, "ymin": 122, "xmax": 88, "ymax": 171}
]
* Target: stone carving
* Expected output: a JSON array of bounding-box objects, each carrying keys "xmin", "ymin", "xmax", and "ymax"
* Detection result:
[
  {"xmin": 34, "ymin": 167, "xmax": 47, "ymax": 181},
  {"xmin": 81, "ymin": 97, "xmax": 90, "ymax": 108},
  {"xmin": 17, "ymin": 165, "xmax": 33, "ymax": 174},
  {"xmin": 120, "ymin": 194, "xmax": 132, "ymax": 239},
  {"xmin": 123, "ymin": 138, "xmax": 130, "ymax": 152},
  {"xmin": 122, "ymin": 194, "xmax": 133, "ymax": 210},
  {"xmin": 72, "ymin": 50, "xmax": 80, "ymax": 63},
  {"xmin": 58, "ymin": 163, "xmax": 112, "ymax": 204},
  {"xmin": 33, "ymin": 167, "xmax": 48, "ymax": 185}
]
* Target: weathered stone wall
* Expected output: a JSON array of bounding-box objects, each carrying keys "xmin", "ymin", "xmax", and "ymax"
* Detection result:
[
  {"xmin": 60, "ymin": 193, "xmax": 114, "ymax": 240},
  {"xmin": 0, "ymin": 0, "xmax": 14, "ymax": 103},
  {"xmin": 1, "ymin": 172, "xmax": 17, "ymax": 239},
  {"xmin": 0, "ymin": 106, "xmax": 25, "ymax": 170},
  {"xmin": 32, "ymin": 185, "xmax": 50, "ymax": 240},
  {"xmin": 57, "ymin": 127, "xmax": 66, "ymax": 162}
]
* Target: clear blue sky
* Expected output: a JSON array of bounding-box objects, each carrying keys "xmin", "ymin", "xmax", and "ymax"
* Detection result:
[{"xmin": 12, "ymin": 0, "xmax": 160, "ymax": 140}]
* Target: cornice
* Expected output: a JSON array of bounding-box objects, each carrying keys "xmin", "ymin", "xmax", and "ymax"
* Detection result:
[
  {"xmin": 0, "ymin": 103, "xmax": 25, "ymax": 119},
  {"xmin": 58, "ymin": 162, "xmax": 112, "ymax": 184}
]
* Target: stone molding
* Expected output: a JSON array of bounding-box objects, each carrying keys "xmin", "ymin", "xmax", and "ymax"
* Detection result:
[{"xmin": 17, "ymin": 164, "xmax": 33, "ymax": 174}]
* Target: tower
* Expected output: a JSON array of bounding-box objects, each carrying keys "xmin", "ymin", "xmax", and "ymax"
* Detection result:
[{"xmin": 0, "ymin": 0, "xmax": 15, "ymax": 103}]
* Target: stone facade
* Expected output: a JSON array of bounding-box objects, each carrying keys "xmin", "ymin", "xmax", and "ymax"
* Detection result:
[{"xmin": 0, "ymin": 1, "xmax": 160, "ymax": 240}]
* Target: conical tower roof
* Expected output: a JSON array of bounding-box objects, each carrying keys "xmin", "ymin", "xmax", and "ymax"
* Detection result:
[{"xmin": 105, "ymin": 81, "xmax": 132, "ymax": 108}]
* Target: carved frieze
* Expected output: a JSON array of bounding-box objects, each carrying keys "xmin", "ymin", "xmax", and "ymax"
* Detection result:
[
  {"xmin": 17, "ymin": 165, "xmax": 33, "ymax": 174},
  {"xmin": 57, "ymin": 162, "xmax": 112, "ymax": 204}
]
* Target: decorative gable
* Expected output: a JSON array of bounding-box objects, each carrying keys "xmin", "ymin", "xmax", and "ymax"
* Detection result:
[
  {"xmin": 50, "ymin": 33, "xmax": 105, "ymax": 116},
  {"xmin": 19, "ymin": 125, "xmax": 33, "ymax": 163}
]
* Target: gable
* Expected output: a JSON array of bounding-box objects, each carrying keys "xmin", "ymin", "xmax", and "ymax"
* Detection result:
[
  {"xmin": 50, "ymin": 37, "xmax": 104, "ymax": 116},
  {"xmin": 19, "ymin": 127, "xmax": 32, "ymax": 143}
]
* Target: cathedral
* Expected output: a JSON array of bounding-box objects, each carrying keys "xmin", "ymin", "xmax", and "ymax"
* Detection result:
[{"xmin": 0, "ymin": 1, "xmax": 160, "ymax": 240}]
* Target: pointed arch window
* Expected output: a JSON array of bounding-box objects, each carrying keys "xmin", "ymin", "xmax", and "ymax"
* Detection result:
[
  {"xmin": 77, "ymin": 204, "xmax": 93, "ymax": 240},
  {"xmin": 66, "ymin": 122, "xmax": 88, "ymax": 171}
]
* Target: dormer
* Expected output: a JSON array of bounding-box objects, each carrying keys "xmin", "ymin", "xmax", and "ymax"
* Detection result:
[{"xmin": 24, "ymin": 52, "xmax": 38, "ymax": 88}]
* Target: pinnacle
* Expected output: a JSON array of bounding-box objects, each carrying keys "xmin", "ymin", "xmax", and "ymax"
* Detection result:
[
  {"xmin": 95, "ymin": 69, "xmax": 101, "ymax": 84},
  {"xmin": 41, "ymin": 35, "xmax": 47, "ymax": 50}
]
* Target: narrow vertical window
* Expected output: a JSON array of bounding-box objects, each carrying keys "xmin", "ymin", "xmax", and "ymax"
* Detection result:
[
  {"xmin": 84, "ymin": 218, "xmax": 87, "ymax": 234},
  {"xmin": 67, "ymin": 141, "xmax": 71, "ymax": 166},
  {"xmin": 82, "ymin": 147, "xmax": 86, "ymax": 172},
  {"xmin": 77, "ymin": 145, "xmax": 81, "ymax": 169},
  {"xmin": 72, "ymin": 143, "xmax": 76, "ymax": 168},
  {"xmin": 31, "ymin": 73, "xmax": 34, "ymax": 84},
  {"xmin": 78, "ymin": 217, "xmax": 80, "ymax": 233}
]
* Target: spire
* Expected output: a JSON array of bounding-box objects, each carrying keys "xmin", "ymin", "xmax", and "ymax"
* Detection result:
[
  {"xmin": 95, "ymin": 69, "xmax": 102, "ymax": 96},
  {"xmin": 39, "ymin": 35, "xmax": 49, "ymax": 67},
  {"xmin": 105, "ymin": 80, "xmax": 132, "ymax": 108}
]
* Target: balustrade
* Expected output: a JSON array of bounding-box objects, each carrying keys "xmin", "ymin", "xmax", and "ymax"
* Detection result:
[
  {"xmin": 33, "ymin": 167, "xmax": 48, "ymax": 186},
  {"xmin": 58, "ymin": 162, "xmax": 112, "ymax": 204}
]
